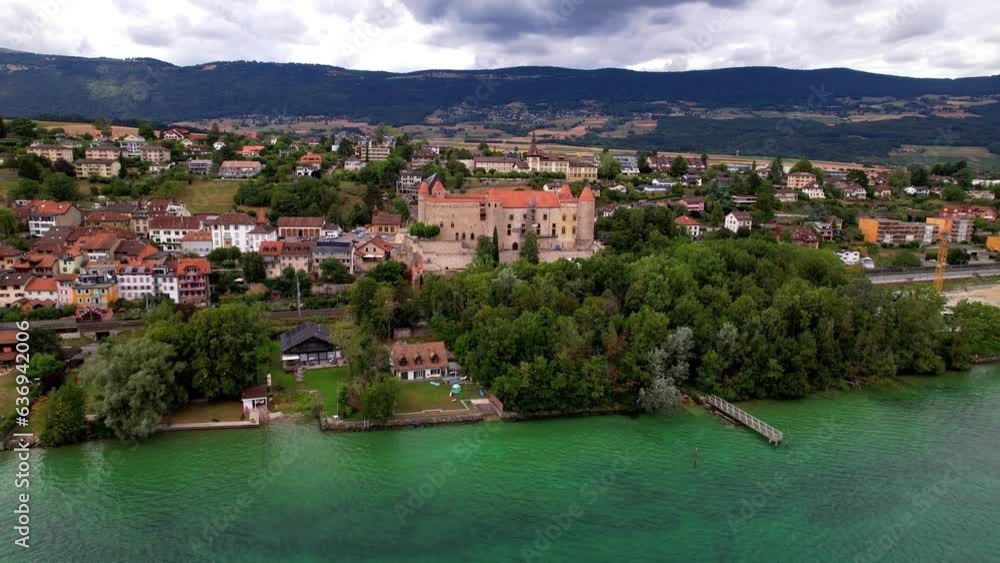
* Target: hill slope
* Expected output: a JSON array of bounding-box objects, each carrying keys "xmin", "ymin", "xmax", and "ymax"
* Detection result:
[{"xmin": 1, "ymin": 50, "xmax": 998, "ymax": 123}]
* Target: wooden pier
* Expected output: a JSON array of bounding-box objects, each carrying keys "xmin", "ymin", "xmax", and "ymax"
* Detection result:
[{"xmin": 704, "ymin": 395, "xmax": 784, "ymax": 446}]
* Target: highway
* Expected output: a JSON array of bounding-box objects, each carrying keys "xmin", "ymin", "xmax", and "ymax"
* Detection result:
[
  {"xmin": 867, "ymin": 265, "xmax": 1000, "ymax": 285},
  {"xmin": 0, "ymin": 308, "xmax": 347, "ymax": 333}
]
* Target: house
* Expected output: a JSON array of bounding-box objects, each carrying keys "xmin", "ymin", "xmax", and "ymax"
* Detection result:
[
  {"xmin": 241, "ymin": 385, "xmax": 269, "ymax": 413},
  {"xmin": 812, "ymin": 222, "xmax": 835, "ymax": 242},
  {"xmin": 141, "ymin": 145, "xmax": 171, "ymax": 164},
  {"xmin": 149, "ymin": 216, "xmax": 204, "ymax": 251},
  {"xmin": 295, "ymin": 165, "xmax": 321, "ymax": 177},
  {"xmin": 24, "ymin": 276, "xmax": 58, "ymax": 302},
  {"xmin": 279, "ymin": 322, "xmax": 341, "ymax": 371},
  {"xmin": 354, "ymin": 237, "xmax": 392, "ymax": 272},
  {"xmin": 84, "ymin": 211, "xmax": 131, "ymax": 229},
  {"xmin": 206, "ymin": 213, "xmax": 259, "ymax": 252},
  {"xmin": 874, "ymin": 187, "xmax": 894, "ymax": 199},
  {"xmin": 674, "ymin": 215, "xmax": 702, "ymax": 238},
  {"xmin": 776, "ymin": 226, "xmax": 820, "ymax": 249},
  {"xmin": 725, "ymin": 212, "xmax": 752, "ymax": 233},
  {"xmin": 903, "ymin": 186, "xmax": 930, "ymax": 196},
  {"xmin": 186, "ymin": 159, "xmax": 214, "ymax": 176},
  {"xmin": 85, "ymin": 144, "xmax": 122, "ymax": 160},
  {"xmin": 259, "ymin": 241, "xmax": 314, "ymax": 278},
  {"xmin": 524, "ymin": 136, "xmax": 598, "ymax": 181},
  {"xmin": 0, "ymin": 273, "xmax": 32, "ymax": 306},
  {"xmin": 607, "ymin": 184, "xmax": 628, "ymax": 194},
  {"xmin": 161, "ymin": 128, "xmax": 190, "ymax": 141},
  {"xmin": 29, "ymin": 201, "xmax": 83, "ymax": 238},
  {"xmin": 0, "ymin": 331, "xmax": 19, "ymax": 369},
  {"xmin": 213, "ymin": 140, "xmax": 226, "ymax": 151},
  {"xmin": 120, "ymin": 134, "xmax": 146, "ymax": 157},
  {"xmin": 839, "ymin": 184, "xmax": 868, "ymax": 200},
  {"xmin": 343, "ymin": 158, "xmax": 365, "ymax": 171},
  {"xmin": 299, "ymin": 153, "xmax": 323, "ymax": 165},
  {"xmin": 787, "ymin": 172, "xmax": 818, "ymax": 190},
  {"xmin": 218, "ymin": 160, "xmax": 263, "ymax": 179},
  {"xmin": 174, "ymin": 258, "xmax": 212, "ymax": 305},
  {"xmin": 801, "ymin": 186, "xmax": 826, "ymax": 200},
  {"xmin": 968, "ymin": 190, "xmax": 995, "ymax": 201},
  {"xmin": 27, "ymin": 144, "xmax": 74, "ymax": 163},
  {"xmin": 276, "ymin": 217, "xmax": 326, "ymax": 240},
  {"xmin": 368, "ymin": 212, "xmax": 402, "ymax": 235},
  {"xmin": 74, "ymin": 159, "xmax": 121, "ymax": 179},
  {"xmin": 396, "ymin": 170, "xmax": 423, "ymax": 201},
  {"xmin": 180, "ymin": 231, "xmax": 213, "ymax": 256},
  {"xmin": 732, "ymin": 195, "xmax": 757, "ymax": 206},
  {"xmin": 682, "ymin": 173, "xmax": 703, "ymax": 187},
  {"xmin": 473, "ymin": 156, "xmax": 527, "ymax": 173},
  {"xmin": 312, "ymin": 235, "xmax": 357, "ymax": 274},
  {"xmin": 612, "ymin": 154, "xmax": 640, "ymax": 176},
  {"xmin": 940, "ymin": 204, "xmax": 997, "ymax": 222},
  {"xmin": 71, "ymin": 273, "xmax": 118, "ymax": 313},
  {"xmin": 674, "ymin": 196, "xmax": 705, "ymax": 214},
  {"xmin": 247, "ymin": 224, "xmax": 278, "ymax": 251},
  {"xmin": 775, "ymin": 189, "xmax": 798, "ymax": 203},
  {"xmin": 0, "ymin": 245, "xmax": 23, "ymax": 271},
  {"xmin": 411, "ymin": 148, "xmax": 437, "ymax": 168},
  {"xmin": 390, "ymin": 341, "xmax": 451, "ymax": 381},
  {"xmin": 836, "ymin": 249, "xmax": 862, "ymax": 266},
  {"xmin": 239, "ymin": 145, "xmax": 265, "ymax": 158}
]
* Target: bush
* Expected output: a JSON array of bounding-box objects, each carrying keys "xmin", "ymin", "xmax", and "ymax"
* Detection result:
[{"xmin": 40, "ymin": 384, "xmax": 86, "ymax": 447}]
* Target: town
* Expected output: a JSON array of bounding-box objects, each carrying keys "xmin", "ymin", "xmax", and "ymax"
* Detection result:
[{"xmin": 1, "ymin": 114, "xmax": 999, "ymax": 447}]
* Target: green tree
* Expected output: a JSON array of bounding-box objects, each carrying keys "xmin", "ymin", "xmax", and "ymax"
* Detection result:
[
  {"xmin": 17, "ymin": 157, "xmax": 43, "ymax": 181},
  {"xmin": 240, "ymin": 252, "xmax": 266, "ymax": 283},
  {"xmin": 44, "ymin": 173, "xmax": 80, "ymax": 201},
  {"xmin": 0, "ymin": 207, "xmax": 16, "ymax": 240},
  {"xmin": 943, "ymin": 185, "xmax": 966, "ymax": 203},
  {"xmin": 670, "ymin": 155, "xmax": 689, "ymax": 177},
  {"xmin": 790, "ymin": 159, "xmax": 814, "ymax": 174},
  {"xmin": 491, "ymin": 227, "xmax": 500, "ymax": 263},
  {"xmin": 892, "ymin": 250, "xmax": 922, "ymax": 268},
  {"xmin": 888, "ymin": 167, "xmax": 912, "ymax": 189},
  {"xmin": 947, "ymin": 248, "xmax": 970, "ymax": 265},
  {"xmin": 139, "ymin": 122, "xmax": 156, "ymax": 140},
  {"xmin": 362, "ymin": 376, "xmax": 400, "ymax": 421},
  {"xmin": 475, "ymin": 235, "xmax": 497, "ymax": 268},
  {"xmin": 908, "ymin": 164, "xmax": 929, "ymax": 186},
  {"xmin": 767, "ymin": 158, "xmax": 785, "ymax": 184},
  {"xmin": 409, "ymin": 223, "xmax": 441, "ymax": 238},
  {"xmin": 846, "ymin": 169, "xmax": 870, "ymax": 188},
  {"xmin": 84, "ymin": 338, "xmax": 186, "ymax": 441},
  {"xmin": 320, "ymin": 259, "xmax": 354, "ymax": 283},
  {"xmin": 521, "ymin": 231, "xmax": 540, "ymax": 264},
  {"xmin": 27, "ymin": 353, "xmax": 65, "ymax": 382},
  {"xmin": 187, "ymin": 304, "xmax": 270, "ymax": 399},
  {"xmin": 40, "ymin": 384, "xmax": 86, "ymax": 447}
]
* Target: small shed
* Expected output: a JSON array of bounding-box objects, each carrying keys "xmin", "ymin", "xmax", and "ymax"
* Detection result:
[{"xmin": 241, "ymin": 385, "xmax": 268, "ymax": 412}]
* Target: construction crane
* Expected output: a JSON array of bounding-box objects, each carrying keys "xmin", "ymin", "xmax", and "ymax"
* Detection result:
[{"xmin": 934, "ymin": 225, "xmax": 950, "ymax": 292}]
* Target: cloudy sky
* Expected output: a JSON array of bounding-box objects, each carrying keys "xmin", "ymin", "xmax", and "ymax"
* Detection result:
[{"xmin": 3, "ymin": 0, "xmax": 997, "ymax": 78}]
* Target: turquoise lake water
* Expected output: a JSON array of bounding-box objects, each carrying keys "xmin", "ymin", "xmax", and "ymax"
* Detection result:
[{"xmin": 0, "ymin": 366, "xmax": 998, "ymax": 562}]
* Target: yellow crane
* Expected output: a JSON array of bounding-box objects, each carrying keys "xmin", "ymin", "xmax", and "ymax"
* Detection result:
[{"xmin": 934, "ymin": 226, "xmax": 950, "ymax": 293}]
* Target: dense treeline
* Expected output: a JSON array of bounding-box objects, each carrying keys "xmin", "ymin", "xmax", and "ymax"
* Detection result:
[{"xmin": 407, "ymin": 210, "xmax": 980, "ymax": 414}]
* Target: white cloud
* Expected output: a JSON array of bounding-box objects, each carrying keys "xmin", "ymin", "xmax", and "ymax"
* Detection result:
[{"xmin": 0, "ymin": 0, "xmax": 995, "ymax": 77}]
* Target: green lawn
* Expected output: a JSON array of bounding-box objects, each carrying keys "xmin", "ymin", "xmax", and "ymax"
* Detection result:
[
  {"xmin": 395, "ymin": 380, "xmax": 479, "ymax": 415},
  {"xmin": 302, "ymin": 366, "xmax": 352, "ymax": 417},
  {"xmin": 176, "ymin": 179, "xmax": 242, "ymax": 213},
  {"xmin": 0, "ymin": 373, "xmax": 22, "ymax": 419},
  {"xmin": 0, "ymin": 177, "xmax": 17, "ymax": 197}
]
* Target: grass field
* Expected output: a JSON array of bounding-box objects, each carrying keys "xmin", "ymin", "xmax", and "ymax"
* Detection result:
[
  {"xmin": 302, "ymin": 366, "xmax": 353, "ymax": 417},
  {"xmin": 889, "ymin": 145, "xmax": 1000, "ymax": 171},
  {"xmin": 176, "ymin": 179, "xmax": 242, "ymax": 213},
  {"xmin": 0, "ymin": 177, "xmax": 18, "ymax": 197},
  {"xmin": 395, "ymin": 380, "xmax": 479, "ymax": 415},
  {"xmin": 0, "ymin": 373, "xmax": 21, "ymax": 419}
]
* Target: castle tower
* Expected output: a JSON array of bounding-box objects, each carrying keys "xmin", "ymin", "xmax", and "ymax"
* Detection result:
[
  {"xmin": 576, "ymin": 185, "xmax": 596, "ymax": 247},
  {"xmin": 416, "ymin": 180, "xmax": 429, "ymax": 224}
]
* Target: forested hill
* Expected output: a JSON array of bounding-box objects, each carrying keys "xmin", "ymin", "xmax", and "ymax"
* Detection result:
[{"xmin": 1, "ymin": 50, "xmax": 999, "ymax": 123}]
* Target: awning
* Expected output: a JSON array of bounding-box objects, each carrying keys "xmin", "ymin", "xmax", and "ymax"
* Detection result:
[{"xmin": 282, "ymin": 354, "xmax": 300, "ymax": 362}]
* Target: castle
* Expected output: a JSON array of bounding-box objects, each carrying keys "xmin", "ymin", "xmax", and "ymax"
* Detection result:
[{"xmin": 416, "ymin": 175, "xmax": 596, "ymax": 252}]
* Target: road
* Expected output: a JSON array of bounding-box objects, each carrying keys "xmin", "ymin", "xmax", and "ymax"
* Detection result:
[
  {"xmin": 867, "ymin": 266, "xmax": 1000, "ymax": 285},
  {"xmin": 0, "ymin": 308, "xmax": 346, "ymax": 333}
]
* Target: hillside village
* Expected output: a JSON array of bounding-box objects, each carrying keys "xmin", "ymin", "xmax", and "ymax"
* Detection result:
[{"xmin": 2, "ymin": 115, "xmax": 1000, "ymax": 445}]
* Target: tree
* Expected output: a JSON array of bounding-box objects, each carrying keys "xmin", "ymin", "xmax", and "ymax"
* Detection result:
[
  {"xmin": 767, "ymin": 158, "xmax": 785, "ymax": 184},
  {"xmin": 17, "ymin": 157, "xmax": 43, "ymax": 181},
  {"xmin": 846, "ymin": 169, "xmax": 870, "ymax": 188},
  {"xmin": 892, "ymin": 250, "xmax": 921, "ymax": 268},
  {"xmin": 669, "ymin": 155, "xmax": 689, "ymax": 177},
  {"xmin": 638, "ymin": 375, "xmax": 683, "ymax": 413},
  {"xmin": 701, "ymin": 153, "xmax": 709, "ymax": 168},
  {"xmin": 40, "ymin": 384, "xmax": 86, "ymax": 447},
  {"xmin": 409, "ymin": 223, "xmax": 441, "ymax": 238},
  {"xmin": 0, "ymin": 117, "xmax": 5, "ymax": 139},
  {"xmin": 27, "ymin": 353, "xmax": 65, "ymax": 385},
  {"xmin": 240, "ymin": 252, "xmax": 266, "ymax": 283},
  {"xmin": 491, "ymin": 227, "xmax": 500, "ymax": 263},
  {"xmin": 908, "ymin": 164, "xmax": 929, "ymax": 187},
  {"xmin": 362, "ymin": 376, "xmax": 400, "ymax": 421},
  {"xmin": 368, "ymin": 261, "xmax": 407, "ymax": 284},
  {"xmin": 888, "ymin": 167, "xmax": 911, "ymax": 189},
  {"xmin": 187, "ymin": 304, "xmax": 270, "ymax": 399},
  {"xmin": 320, "ymin": 259, "xmax": 354, "ymax": 284},
  {"xmin": 947, "ymin": 248, "xmax": 970, "ymax": 266},
  {"xmin": 521, "ymin": 231, "xmax": 540, "ymax": 264},
  {"xmin": 8, "ymin": 118, "xmax": 37, "ymax": 139},
  {"xmin": 27, "ymin": 329, "xmax": 65, "ymax": 360},
  {"xmin": 138, "ymin": 122, "xmax": 156, "ymax": 140},
  {"xmin": 475, "ymin": 235, "xmax": 497, "ymax": 267},
  {"xmin": 943, "ymin": 185, "xmax": 966, "ymax": 203},
  {"xmin": 83, "ymin": 338, "xmax": 185, "ymax": 441},
  {"xmin": 0, "ymin": 207, "xmax": 16, "ymax": 240},
  {"xmin": 598, "ymin": 158, "xmax": 621, "ymax": 180},
  {"xmin": 790, "ymin": 159, "xmax": 814, "ymax": 174},
  {"xmin": 44, "ymin": 173, "xmax": 80, "ymax": 201}
]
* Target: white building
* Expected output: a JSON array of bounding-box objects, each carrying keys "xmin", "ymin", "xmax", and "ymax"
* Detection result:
[
  {"xmin": 149, "ymin": 216, "xmax": 204, "ymax": 251},
  {"xmin": 120, "ymin": 134, "xmax": 146, "ymax": 157},
  {"xmin": 207, "ymin": 213, "xmax": 259, "ymax": 252},
  {"xmin": 836, "ymin": 250, "xmax": 861, "ymax": 265},
  {"xmin": 725, "ymin": 212, "xmax": 753, "ymax": 233}
]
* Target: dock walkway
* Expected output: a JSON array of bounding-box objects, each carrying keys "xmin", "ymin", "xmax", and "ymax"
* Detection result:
[{"xmin": 704, "ymin": 395, "xmax": 784, "ymax": 445}]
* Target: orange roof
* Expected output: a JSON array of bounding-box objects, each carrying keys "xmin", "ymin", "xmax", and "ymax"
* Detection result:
[
  {"xmin": 26, "ymin": 277, "xmax": 58, "ymax": 292},
  {"xmin": 675, "ymin": 216, "xmax": 701, "ymax": 226},
  {"xmin": 579, "ymin": 186, "xmax": 595, "ymax": 202},
  {"xmin": 32, "ymin": 200, "xmax": 74, "ymax": 215},
  {"xmin": 259, "ymin": 241, "xmax": 284, "ymax": 256},
  {"xmin": 558, "ymin": 184, "xmax": 572, "ymax": 198},
  {"xmin": 177, "ymin": 258, "xmax": 211, "ymax": 275},
  {"xmin": 181, "ymin": 230, "xmax": 212, "ymax": 241}
]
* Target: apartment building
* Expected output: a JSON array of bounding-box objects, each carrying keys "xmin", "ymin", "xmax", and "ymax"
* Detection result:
[{"xmin": 859, "ymin": 218, "xmax": 938, "ymax": 246}]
